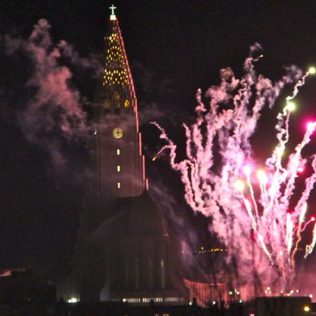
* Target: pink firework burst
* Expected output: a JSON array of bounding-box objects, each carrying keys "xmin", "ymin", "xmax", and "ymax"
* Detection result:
[{"xmin": 153, "ymin": 46, "xmax": 316, "ymax": 300}]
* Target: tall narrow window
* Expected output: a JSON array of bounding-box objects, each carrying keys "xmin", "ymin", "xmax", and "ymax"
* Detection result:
[
  {"xmin": 116, "ymin": 148, "xmax": 120, "ymax": 156},
  {"xmin": 117, "ymin": 165, "xmax": 121, "ymax": 172},
  {"xmin": 160, "ymin": 259, "xmax": 166, "ymax": 289}
]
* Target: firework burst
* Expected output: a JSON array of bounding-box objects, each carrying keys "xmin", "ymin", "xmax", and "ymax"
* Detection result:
[{"xmin": 153, "ymin": 45, "xmax": 316, "ymax": 299}]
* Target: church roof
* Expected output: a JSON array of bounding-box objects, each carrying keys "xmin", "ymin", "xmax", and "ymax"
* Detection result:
[{"xmin": 89, "ymin": 192, "xmax": 169, "ymax": 245}]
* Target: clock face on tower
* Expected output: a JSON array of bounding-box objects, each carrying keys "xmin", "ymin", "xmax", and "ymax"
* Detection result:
[{"xmin": 112, "ymin": 127, "xmax": 123, "ymax": 139}]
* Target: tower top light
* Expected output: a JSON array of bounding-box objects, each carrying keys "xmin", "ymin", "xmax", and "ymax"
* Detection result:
[{"xmin": 109, "ymin": 4, "xmax": 117, "ymax": 20}]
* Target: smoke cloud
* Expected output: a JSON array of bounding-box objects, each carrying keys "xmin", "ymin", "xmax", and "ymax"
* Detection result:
[{"xmin": 1, "ymin": 19, "xmax": 102, "ymax": 175}]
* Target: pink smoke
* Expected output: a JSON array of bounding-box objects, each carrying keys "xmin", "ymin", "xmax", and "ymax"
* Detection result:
[{"xmin": 3, "ymin": 19, "xmax": 95, "ymax": 170}]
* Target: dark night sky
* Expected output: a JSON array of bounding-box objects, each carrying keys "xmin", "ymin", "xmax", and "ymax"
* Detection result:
[{"xmin": 1, "ymin": 0, "xmax": 316, "ymax": 280}]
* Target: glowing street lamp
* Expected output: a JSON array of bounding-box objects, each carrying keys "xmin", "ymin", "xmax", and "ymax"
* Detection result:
[{"xmin": 303, "ymin": 305, "xmax": 310, "ymax": 312}]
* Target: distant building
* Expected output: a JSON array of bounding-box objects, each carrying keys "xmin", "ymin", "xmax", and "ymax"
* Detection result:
[
  {"xmin": 58, "ymin": 6, "xmax": 185, "ymax": 304},
  {"xmin": 255, "ymin": 296, "xmax": 312, "ymax": 316}
]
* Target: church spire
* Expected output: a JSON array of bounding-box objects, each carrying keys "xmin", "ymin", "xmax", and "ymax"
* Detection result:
[
  {"xmin": 91, "ymin": 5, "xmax": 146, "ymax": 199},
  {"xmin": 96, "ymin": 5, "xmax": 137, "ymax": 112}
]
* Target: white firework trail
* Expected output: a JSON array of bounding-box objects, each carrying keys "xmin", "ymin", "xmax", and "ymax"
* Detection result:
[{"xmin": 153, "ymin": 47, "xmax": 316, "ymax": 299}]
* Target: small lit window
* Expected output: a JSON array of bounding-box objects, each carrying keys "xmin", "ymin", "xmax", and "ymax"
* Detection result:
[
  {"xmin": 104, "ymin": 100, "xmax": 111, "ymax": 108},
  {"xmin": 117, "ymin": 182, "xmax": 121, "ymax": 189},
  {"xmin": 117, "ymin": 165, "xmax": 121, "ymax": 172},
  {"xmin": 124, "ymin": 99, "xmax": 130, "ymax": 108},
  {"xmin": 116, "ymin": 149, "xmax": 120, "ymax": 156},
  {"xmin": 114, "ymin": 91, "xmax": 120, "ymax": 100}
]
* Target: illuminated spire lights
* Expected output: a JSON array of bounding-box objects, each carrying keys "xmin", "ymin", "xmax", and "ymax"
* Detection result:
[
  {"xmin": 100, "ymin": 11, "xmax": 136, "ymax": 110},
  {"xmin": 103, "ymin": 33, "xmax": 129, "ymax": 87}
]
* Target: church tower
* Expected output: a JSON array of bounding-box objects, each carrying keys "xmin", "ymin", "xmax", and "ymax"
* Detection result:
[
  {"xmin": 92, "ymin": 5, "xmax": 146, "ymax": 201},
  {"xmin": 63, "ymin": 6, "xmax": 186, "ymax": 304}
]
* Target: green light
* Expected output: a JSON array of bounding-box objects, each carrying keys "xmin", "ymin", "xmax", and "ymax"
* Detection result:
[
  {"xmin": 286, "ymin": 101, "xmax": 296, "ymax": 112},
  {"xmin": 308, "ymin": 66, "xmax": 316, "ymax": 75}
]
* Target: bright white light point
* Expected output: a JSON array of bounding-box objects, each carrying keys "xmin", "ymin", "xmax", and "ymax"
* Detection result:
[
  {"xmin": 312, "ymin": 217, "xmax": 315, "ymax": 221},
  {"xmin": 308, "ymin": 66, "xmax": 316, "ymax": 75},
  {"xmin": 286, "ymin": 101, "xmax": 296, "ymax": 112},
  {"xmin": 277, "ymin": 147, "xmax": 285, "ymax": 157},
  {"xmin": 306, "ymin": 121, "xmax": 316, "ymax": 133},
  {"xmin": 234, "ymin": 179, "xmax": 245, "ymax": 192},
  {"xmin": 304, "ymin": 305, "xmax": 310, "ymax": 312},
  {"xmin": 68, "ymin": 297, "xmax": 79, "ymax": 303},
  {"xmin": 243, "ymin": 164, "xmax": 252, "ymax": 176},
  {"xmin": 302, "ymin": 203, "xmax": 308, "ymax": 213},
  {"xmin": 257, "ymin": 169, "xmax": 268, "ymax": 184},
  {"xmin": 297, "ymin": 164, "xmax": 305, "ymax": 173}
]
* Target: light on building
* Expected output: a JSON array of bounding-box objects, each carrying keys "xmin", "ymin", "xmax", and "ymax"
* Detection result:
[
  {"xmin": 117, "ymin": 165, "xmax": 121, "ymax": 172},
  {"xmin": 67, "ymin": 297, "xmax": 79, "ymax": 304},
  {"xmin": 117, "ymin": 182, "xmax": 121, "ymax": 189},
  {"xmin": 116, "ymin": 148, "xmax": 120, "ymax": 156},
  {"xmin": 303, "ymin": 305, "xmax": 310, "ymax": 312}
]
